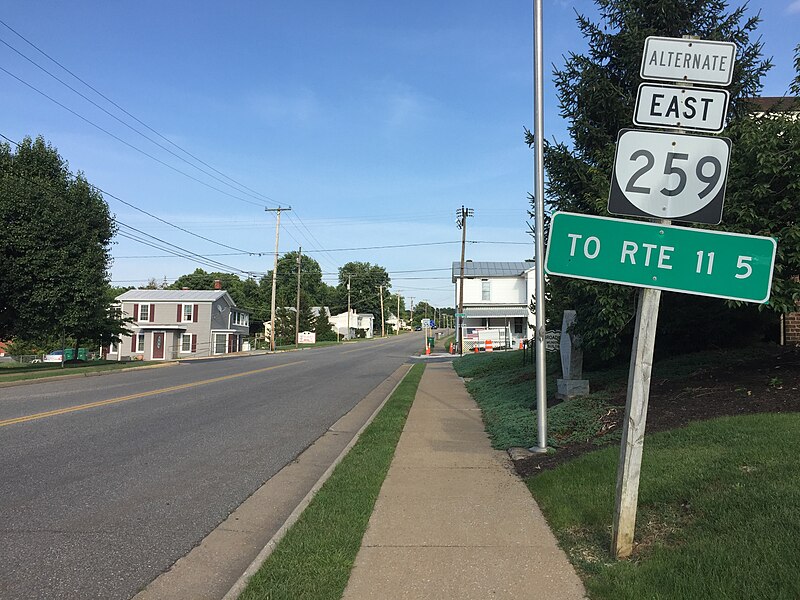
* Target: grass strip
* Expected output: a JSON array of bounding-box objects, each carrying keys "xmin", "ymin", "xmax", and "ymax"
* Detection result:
[
  {"xmin": 527, "ymin": 413, "xmax": 800, "ymax": 599},
  {"xmin": 0, "ymin": 361, "xmax": 161, "ymax": 382},
  {"xmin": 238, "ymin": 362, "xmax": 425, "ymax": 600}
]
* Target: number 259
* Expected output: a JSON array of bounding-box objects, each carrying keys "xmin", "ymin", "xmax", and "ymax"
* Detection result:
[{"xmin": 625, "ymin": 150, "xmax": 722, "ymax": 199}]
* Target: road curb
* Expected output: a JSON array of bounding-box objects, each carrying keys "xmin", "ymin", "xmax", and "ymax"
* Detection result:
[{"xmin": 221, "ymin": 363, "xmax": 414, "ymax": 600}]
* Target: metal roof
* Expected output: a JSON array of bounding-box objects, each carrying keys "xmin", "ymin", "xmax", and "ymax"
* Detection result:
[
  {"xmin": 451, "ymin": 261, "xmax": 534, "ymax": 281},
  {"xmin": 116, "ymin": 290, "xmax": 231, "ymax": 302}
]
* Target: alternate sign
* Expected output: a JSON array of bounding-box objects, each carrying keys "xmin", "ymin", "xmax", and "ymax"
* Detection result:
[
  {"xmin": 634, "ymin": 83, "xmax": 729, "ymax": 133},
  {"xmin": 608, "ymin": 129, "xmax": 731, "ymax": 224},
  {"xmin": 640, "ymin": 36, "xmax": 736, "ymax": 86},
  {"xmin": 421, "ymin": 318, "xmax": 431, "ymax": 327},
  {"xmin": 544, "ymin": 212, "xmax": 776, "ymax": 303}
]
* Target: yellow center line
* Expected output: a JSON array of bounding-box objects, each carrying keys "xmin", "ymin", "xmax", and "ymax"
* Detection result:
[{"xmin": 0, "ymin": 361, "xmax": 305, "ymax": 428}]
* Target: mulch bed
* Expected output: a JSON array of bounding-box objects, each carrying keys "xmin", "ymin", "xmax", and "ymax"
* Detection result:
[{"xmin": 515, "ymin": 346, "xmax": 800, "ymax": 478}]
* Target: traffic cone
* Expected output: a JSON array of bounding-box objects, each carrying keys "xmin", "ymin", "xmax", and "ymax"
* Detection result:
[
  {"xmin": 474, "ymin": 345, "xmax": 479, "ymax": 353},
  {"xmin": 519, "ymin": 341, "xmax": 523, "ymax": 350},
  {"xmin": 426, "ymin": 345, "xmax": 431, "ymax": 355}
]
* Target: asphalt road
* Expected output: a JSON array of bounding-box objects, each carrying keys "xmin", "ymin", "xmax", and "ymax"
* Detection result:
[{"xmin": 0, "ymin": 333, "xmax": 426, "ymax": 599}]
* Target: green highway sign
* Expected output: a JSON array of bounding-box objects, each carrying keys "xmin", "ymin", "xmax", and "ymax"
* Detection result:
[
  {"xmin": 454, "ymin": 313, "xmax": 466, "ymax": 317},
  {"xmin": 545, "ymin": 212, "xmax": 776, "ymax": 303}
]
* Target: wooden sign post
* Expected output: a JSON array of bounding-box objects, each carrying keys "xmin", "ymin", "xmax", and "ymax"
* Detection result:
[{"xmin": 611, "ymin": 286, "xmax": 661, "ymax": 558}]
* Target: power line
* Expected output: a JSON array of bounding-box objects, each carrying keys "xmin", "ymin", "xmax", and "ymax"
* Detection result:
[
  {"xmin": 0, "ymin": 132, "xmax": 261, "ymax": 255},
  {"xmin": 0, "ymin": 18, "xmax": 283, "ymax": 208},
  {"xmin": 0, "ymin": 64, "xmax": 267, "ymax": 208}
]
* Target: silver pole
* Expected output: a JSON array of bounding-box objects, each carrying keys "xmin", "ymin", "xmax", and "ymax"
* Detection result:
[{"xmin": 532, "ymin": 0, "xmax": 548, "ymax": 453}]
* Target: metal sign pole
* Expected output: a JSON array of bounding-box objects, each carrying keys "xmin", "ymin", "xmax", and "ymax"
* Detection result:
[{"xmin": 531, "ymin": 0, "xmax": 548, "ymax": 453}]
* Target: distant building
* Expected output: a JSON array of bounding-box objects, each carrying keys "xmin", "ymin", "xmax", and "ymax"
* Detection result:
[
  {"xmin": 452, "ymin": 261, "xmax": 535, "ymax": 350},
  {"xmin": 745, "ymin": 96, "xmax": 800, "ymax": 120},
  {"xmin": 110, "ymin": 290, "xmax": 249, "ymax": 360},
  {"xmin": 330, "ymin": 309, "xmax": 374, "ymax": 339}
]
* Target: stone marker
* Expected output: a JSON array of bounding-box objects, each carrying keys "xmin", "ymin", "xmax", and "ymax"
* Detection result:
[{"xmin": 557, "ymin": 310, "xmax": 590, "ymax": 399}]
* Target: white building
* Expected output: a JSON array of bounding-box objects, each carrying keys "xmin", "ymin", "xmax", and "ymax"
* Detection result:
[
  {"xmin": 452, "ymin": 261, "xmax": 535, "ymax": 350},
  {"xmin": 330, "ymin": 309, "xmax": 374, "ymax": 339},
  {"xmin": 386, "ymin": 313, "xmax": 407, "ymax": 332}
]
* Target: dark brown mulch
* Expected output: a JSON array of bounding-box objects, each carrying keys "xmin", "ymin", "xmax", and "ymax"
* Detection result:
[{"xmin": 515, "ymin": 347, "xmax": 800, "ymax": 478}]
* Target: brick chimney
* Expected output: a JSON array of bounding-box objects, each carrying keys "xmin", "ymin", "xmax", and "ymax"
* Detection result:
[{"xmin": 214, "ymin": 279, "xmax": 222, "ymax": 290}]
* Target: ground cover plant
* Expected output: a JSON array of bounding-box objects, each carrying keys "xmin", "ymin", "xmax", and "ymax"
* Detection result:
[
  {"xmin": 238, "ymin": 363, "xmax": 425, "ymax": 600},
  {"xmin": 454, "ymin": 344, "xmax": 800, "ymax": 598}
]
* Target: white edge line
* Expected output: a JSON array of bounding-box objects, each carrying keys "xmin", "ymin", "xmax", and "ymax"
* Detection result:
[{"xmin": 221, "ymin": 363, "xmax": 415, "ymax": 600}]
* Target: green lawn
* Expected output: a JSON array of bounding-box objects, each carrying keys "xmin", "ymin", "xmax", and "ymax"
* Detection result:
[
  {"xmin": 529, "ymin": 413, "xmax": 800, "ymax": 600},
  {"xmin": 238, "ymin": 362, "xmax": 425, "ymax": 600},
  {"xmin": 453, "ymin": 346, "xmax": 800, "ymax": 598},
  {"xmin": 0, "ymin": 360, "xmax": 161, "ymax": 382}
]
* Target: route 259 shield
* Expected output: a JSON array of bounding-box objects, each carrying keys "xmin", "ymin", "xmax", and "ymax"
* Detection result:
[{"xmin": 608, "ymin": 129, "xmax": 731, "ymax": 224}]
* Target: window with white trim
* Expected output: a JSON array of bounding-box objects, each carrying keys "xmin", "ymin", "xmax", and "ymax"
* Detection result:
[
  {"xmin": 137, "ymin": 333, "xmax": 145, "ymax": 352},
  {"xmin": 181, "ymin": 333, "xmax": 192, "ymax": 353},
  {"xmin": 214, "ymin": 333, "xmax": 227, "ymax": 354},
  {"xmin": 481, "ymin": 279, "xmax": 490, "ymax": 301},
  {"xmin": 183, "ymin": 304, "xmax": 193, "ymax": 322},
  {"xmin": 139, "ymin": 304, "xmax": 149, "ymax": 321}
]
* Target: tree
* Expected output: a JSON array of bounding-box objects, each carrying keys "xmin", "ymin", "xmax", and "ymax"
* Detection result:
[
  {"xmin": 168, "ymin": 269, "xmax": 267, "ymax": 326},
  {"xmin": 0, "ymin": 136, "xmax": 123, "ymax": 349},
  {"xmin": 314, "ymin": 309, "xmax": 337, "ymax": 341},
  {"xmin": 529, "ymin": 0, "xmax": 772, "ymax": 359},
  {"xmin": 335, "ymin": 262, "xmax": 391, "ymax": 330}
]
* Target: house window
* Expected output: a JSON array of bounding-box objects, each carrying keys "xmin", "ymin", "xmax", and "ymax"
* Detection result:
[
  {"xmin": 481, "ymin": 279, "xmax": 490, "ymax": 301},
  {"xmin": 514, "ymin": 317, "xmax": 524, "ymax": 334},
  {"xmin": 232, "ymin": 311, "xmax": 239, "ymax": 325},
  {"xmin": 181, "ymin": 334, "xmax": 192, "ymax": 353},
  {"xmin": 183, "ymin": 304, "xmax": 193, "ymax": 322},
  {"xmin": 139, "ymin": 304, "xmax": 149, "ymax": 321},
  {"xmin": 214, "ymin": 333, "xmax": 227, "ymax": 354},
  {"xmin": 137, "ymin": 333, "xmax": 145, "ymax": 352}
]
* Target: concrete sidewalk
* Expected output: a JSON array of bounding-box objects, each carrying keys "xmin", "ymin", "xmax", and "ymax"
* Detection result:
[{"xmin": 342, "ymin": 361, "xmax": 586, "ymax": 600}]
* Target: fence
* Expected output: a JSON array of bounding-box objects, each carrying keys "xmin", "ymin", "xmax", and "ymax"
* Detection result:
[{"xmin": 460, "ymin": 326, "xmax": 511, "ymax": 353}]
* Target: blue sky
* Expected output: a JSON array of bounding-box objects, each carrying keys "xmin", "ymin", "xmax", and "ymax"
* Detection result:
[{"xmin": 1, "ymin": 1, "xmax": 797, "ymax": 308}]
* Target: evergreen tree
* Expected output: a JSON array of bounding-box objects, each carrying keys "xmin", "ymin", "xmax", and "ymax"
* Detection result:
[{"xmin": 529, "ymin": 0, "xmax": 771, "ymax": 359}]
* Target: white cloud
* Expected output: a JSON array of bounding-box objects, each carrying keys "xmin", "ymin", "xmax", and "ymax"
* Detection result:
[{"xmin": 788, "ymin": 0, "xmax": 800, "ymax": 14}]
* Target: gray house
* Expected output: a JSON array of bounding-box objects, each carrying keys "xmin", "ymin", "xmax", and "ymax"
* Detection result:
[{"xmin": 110, "ymin": 290, "xmax": 250, "ymax": 360}]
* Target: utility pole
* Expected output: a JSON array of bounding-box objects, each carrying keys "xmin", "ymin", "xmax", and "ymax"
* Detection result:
[
  {"xmin": 379, "ymin": 285, "xmax": 385, "ymax": 337},
  {"xmin": 266, "ymin": 206, "xmax": 290, "ymax": 352},
  {"xmin": 456, "ymin": 206, "xmax": 473, "ymax": 354},
  {"xmin": 408, "ymin": 297, "xmax": 414, "ymax": 330},
  {"xmin": 396, "ymin": 294, "xmax": 400, "ymax": 335},
  {"xmin": 295, "ymin": 246, "xmax": 302, "ymax": 348},
  {"xmin": 347, "ymin": 274, "xmax": 351, "ymax": 340}
]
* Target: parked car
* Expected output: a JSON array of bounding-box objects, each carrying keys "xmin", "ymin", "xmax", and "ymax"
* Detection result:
[
  {"xmin": 43, "ymin": 350, "xmax": 64, "ymax": 363},
  {"xmin": 414, "ymin": 326, "xmax": 422, "ymax": 331}
]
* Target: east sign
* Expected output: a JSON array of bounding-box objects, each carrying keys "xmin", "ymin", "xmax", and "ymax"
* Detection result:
[{"xmin": 634, "ymin": 83, "xmax": 729, "ymax": 133}]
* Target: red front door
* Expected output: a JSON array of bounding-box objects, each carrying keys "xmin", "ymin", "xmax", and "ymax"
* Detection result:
[{"xmin": 153, "ymin": 332, "xmax": 165, "ymax": 359}]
